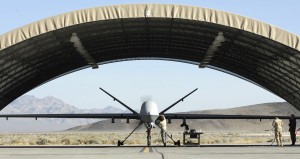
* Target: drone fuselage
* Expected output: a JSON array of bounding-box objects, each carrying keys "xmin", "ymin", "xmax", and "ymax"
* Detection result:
[{"xmin": 140, "ymin": 101, "xmax": 159, "ymax": 127}]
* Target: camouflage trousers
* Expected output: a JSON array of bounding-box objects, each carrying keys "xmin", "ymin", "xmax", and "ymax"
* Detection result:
[
  {"xmin": 161, "ymin": 129, "xmax": 167, "ymax": 144},
  {"xmin": 275, "ymin": 130, "xmax": 283, "ymax": 146}
]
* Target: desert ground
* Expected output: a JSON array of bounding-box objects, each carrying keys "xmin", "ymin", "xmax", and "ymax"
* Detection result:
[{"xmin": 0, "ymin": 131, "xmax": 299, "ymax": 146}]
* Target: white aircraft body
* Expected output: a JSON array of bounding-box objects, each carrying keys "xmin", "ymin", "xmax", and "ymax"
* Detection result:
[{"xmin": 140, "ymin": 101, "xmax": 159, "ymax": 124}]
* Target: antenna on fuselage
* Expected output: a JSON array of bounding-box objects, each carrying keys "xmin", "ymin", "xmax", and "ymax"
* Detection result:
[
  {"xmin": 159, "ymin": 88, "xmax": 198, "ymax": 114},
  {"xmin": 99, "ymin": 87, "xmax": 138, "ymax": 115}
]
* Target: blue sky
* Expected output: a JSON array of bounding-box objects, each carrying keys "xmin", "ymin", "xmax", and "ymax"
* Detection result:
[{"xmin": 1, "ymin": 0, "xmax": 299, "ymax": 112}]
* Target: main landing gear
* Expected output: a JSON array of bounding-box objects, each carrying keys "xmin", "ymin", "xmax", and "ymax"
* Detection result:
[
  {"xmin": 117, "ymin": 122, "xmax": 143, "ymax": 146},
  {"xmin": 156, "ymin": 124, "xmax": 181, "ymax": 147}
]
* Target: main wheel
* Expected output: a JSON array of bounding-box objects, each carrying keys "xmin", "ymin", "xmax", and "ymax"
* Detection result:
[
  {"xmin": 118, "ymin": 140, "xmax": 123, "ymax": 146},
  {"xmin": 177, "ymin": 140, "xmax": 180, "ymax": 146}
]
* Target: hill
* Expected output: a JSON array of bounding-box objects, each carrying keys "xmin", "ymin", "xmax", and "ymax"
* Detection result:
[
  {"xmin": 68, "ymin": 102, "xmax": 300, "ymax": 132},
  {"xmin": 0, "ymin": 95, "xmax": 128, "ymax": 132}
]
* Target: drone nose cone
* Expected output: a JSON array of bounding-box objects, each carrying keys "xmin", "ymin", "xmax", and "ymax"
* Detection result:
[
  {"xmin": 141, "ymin": 101, "xmax": 158, "ymax": 112},
  {"xmin": 142, "ymin": 101, "xmax": 157, "ymax": 107},
  {"xmin": 141, "ymin": 101, "xmax": 158, "ymax": 113},
  {"xmin": 140, "ymin": 101, "xmax": 159, "ymax": 123}
]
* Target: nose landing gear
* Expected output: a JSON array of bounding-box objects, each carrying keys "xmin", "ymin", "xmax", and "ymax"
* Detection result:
[{"xmin": 146, "ymin": 127, "xmax": 152, "ymax": 146}]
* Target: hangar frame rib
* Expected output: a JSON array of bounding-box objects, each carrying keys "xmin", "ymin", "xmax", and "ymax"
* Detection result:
[{"xmin": 0, "ymin": 4, "xmax": 300, "ymax": 111}]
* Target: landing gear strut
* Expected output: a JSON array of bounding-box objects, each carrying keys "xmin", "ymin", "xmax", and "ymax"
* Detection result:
[
  {"xmin": 157, "ymin": 124, "xmax": 181, "ymax": 147},
  {"xmin": 167, "ymin": 134, "xmax": 180, "ymax": 146},
  {"xmin": 117, "ymin": 122, "xmax": 143, "ymax": 146},
  {"xmin": 147, "ymin": 127, "xmax": 152, "ymax": 146}
]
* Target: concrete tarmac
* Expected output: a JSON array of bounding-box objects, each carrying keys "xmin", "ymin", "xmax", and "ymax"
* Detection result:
[{"xmin": 0, "ymin": 146, "xmax": 299, "ymax": 159}]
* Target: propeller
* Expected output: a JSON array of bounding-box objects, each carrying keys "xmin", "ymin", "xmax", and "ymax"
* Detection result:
[{"xmin": 140, "ymin": 95, "xmax": 152, "ymax": 104}]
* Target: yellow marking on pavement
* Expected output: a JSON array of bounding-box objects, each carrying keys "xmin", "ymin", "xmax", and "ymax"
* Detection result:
[{"xmin": 143, "ymin": 147, "xmax": 149, "ymax": 153}]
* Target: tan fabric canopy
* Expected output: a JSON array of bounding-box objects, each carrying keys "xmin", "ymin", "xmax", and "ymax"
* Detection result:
[
  {"xmin": 0, "ymin": 4, "xmax": 300, "ymax": 111},
  {"xmin": 0, "ymin": 4, "xmax": 299, "ymax": 51}
]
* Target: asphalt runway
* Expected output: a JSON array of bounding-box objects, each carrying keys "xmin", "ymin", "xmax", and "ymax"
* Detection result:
[{"xmin": 0, "ymin": 145, "xmax": 299, "ymax": 159}]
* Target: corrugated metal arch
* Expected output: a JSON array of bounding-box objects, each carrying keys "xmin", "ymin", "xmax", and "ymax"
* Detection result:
[{"xmin": 0, "ymin": 4, "xmax": 300, "ymax": 110}]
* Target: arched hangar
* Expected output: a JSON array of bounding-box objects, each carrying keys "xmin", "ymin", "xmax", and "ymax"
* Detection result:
[{"xmin": 0, "ymin": 4, "xmax": 300, "ymax": 110}]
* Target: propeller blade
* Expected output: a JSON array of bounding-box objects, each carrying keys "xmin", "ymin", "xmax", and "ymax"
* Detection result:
[{"xmin": 99, "ymin": 87, "xmax": 138, "ymax": 115}]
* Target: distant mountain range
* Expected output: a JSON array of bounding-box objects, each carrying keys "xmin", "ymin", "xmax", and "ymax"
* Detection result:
[
  {"xmin": 1, "ymin": 95, "xmax": 128, "ymax": 114},
  {"xmin": 0, "ymin": 95, "xmax": 129, "ymax": 132}
]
